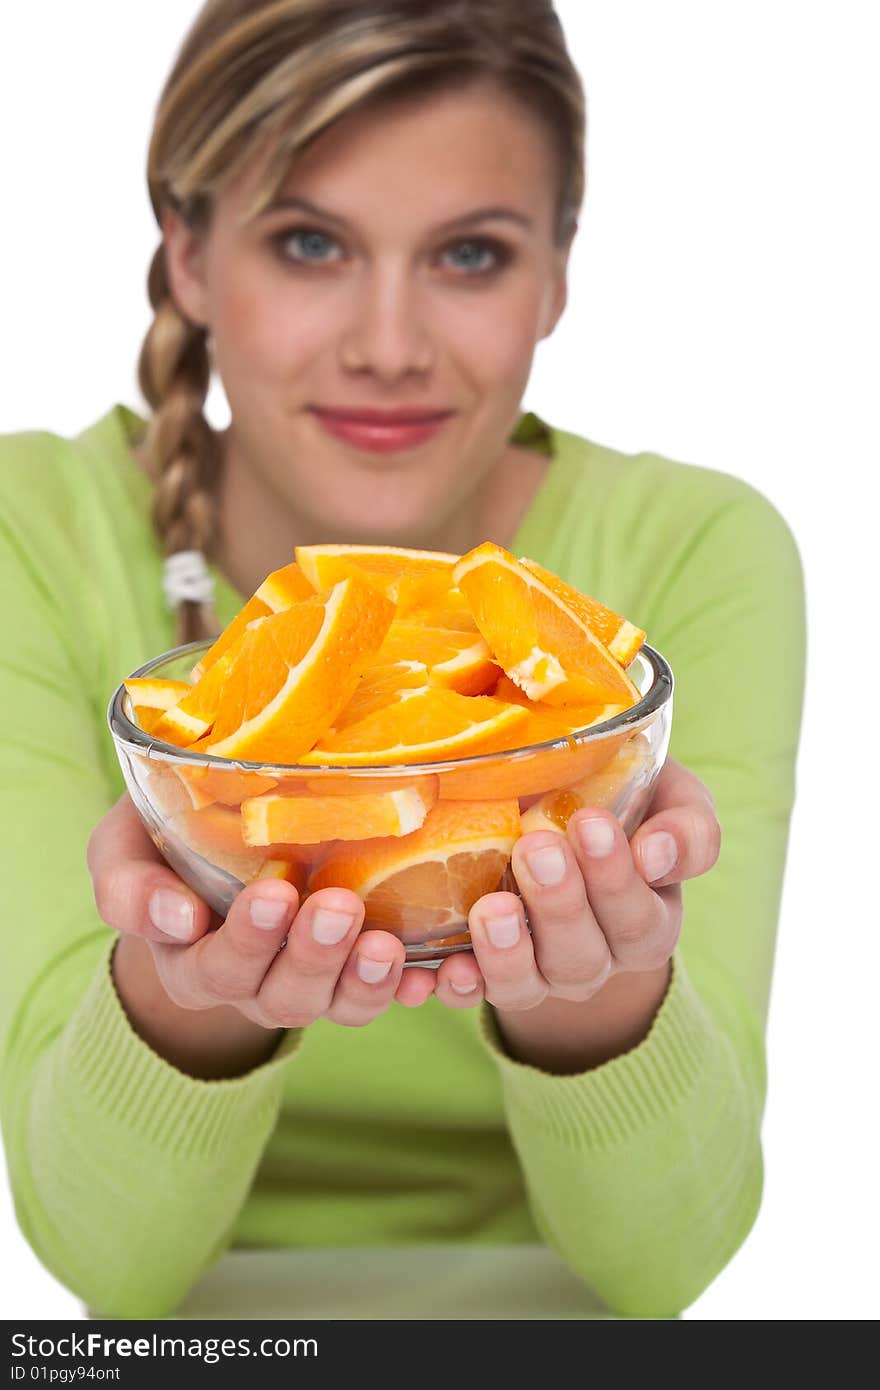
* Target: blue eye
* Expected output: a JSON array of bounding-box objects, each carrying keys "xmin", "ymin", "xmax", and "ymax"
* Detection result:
[
  {"xmin": 275, "ymin": 228, "xmax": 341, "ymax": 264},
  {"xmin": 442, "ymin": 239, "xmax": 504, "ymax": 274}
]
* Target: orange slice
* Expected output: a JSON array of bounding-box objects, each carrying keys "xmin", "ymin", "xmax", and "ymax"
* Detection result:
[
  {"xmin": 434, "ymin": 677, "xmax": 631, "ymax": 801},
  {"xmin": 301, "ymin": 688, "xmax": 530, "ymax": 767},
  {"xmin": 152, "ymin": 635, "xmax": 260, "ymax": 748},
  {"xmin": 331, "ymin": 660, "xmax": 429, "ymax": 732},
  {"xmin": 376, "ymin": 621, "xmax": 498, "ymax": 696},
  {"xmin": 204, "ymin": 574, "xmax": 395, "ymax": 763},
  {"xmin": 309, "ymin": 798, "xmax": 521, "ymax": 942},
  {"xmin": 294, "ymin": 543, "xmax": 458, "ymax": 605},
  {"xmin": 253, "ymin": 858, "xmax": 309, "ymax": 895},
  {"xmin": 190, "ymin": 560, "xmax": 314, "ymax": 681},
  {"xmin": 453, "ymin": 542, "xmax": 641, "ymax": 706},
  {"xmin": 411, "ymin": 586, "xmax": 479, "ymax": 633},
  {"xmin": 519, "ymin": 557, "xmax": 645, "ymax": 667},
  {"xmin": 519, "ymin": 733, "xmax": 654, "ymax": 834},
  {"xmin": 241, "ymin": 777, "xmax": 437, "ymax": 845},
  {"xmin": 124, "ymin": 678, "xmax": 192, "ymax": 735}
]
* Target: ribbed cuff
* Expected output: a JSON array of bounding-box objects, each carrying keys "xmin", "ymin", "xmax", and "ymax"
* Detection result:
[
  {"xmin": 59, "ymin": 938, "xmax": 304, "ymax": 1162},
  {"xmin": 477, "ymin": 950, "xmax": 720, "ymax": 1151}
]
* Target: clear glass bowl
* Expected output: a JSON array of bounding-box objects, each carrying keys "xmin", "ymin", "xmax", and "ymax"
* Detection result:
[{"xmin": 107, "ymin": 640, "xmax": 673, "ymax": 965}]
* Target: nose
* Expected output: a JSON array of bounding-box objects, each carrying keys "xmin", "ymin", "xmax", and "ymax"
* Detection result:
[{"xmin": 339, "ymin": 263, "xmax": 435, "ymax": 381}]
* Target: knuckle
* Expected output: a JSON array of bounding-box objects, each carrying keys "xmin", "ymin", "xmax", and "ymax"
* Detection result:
[
  {"xmin": 92, "ymin": 863, "xmax": 140, "ymax": 933},
  {"xmin": 198, "ymin": 957, "xmax": 246, "ymax": 1003}
]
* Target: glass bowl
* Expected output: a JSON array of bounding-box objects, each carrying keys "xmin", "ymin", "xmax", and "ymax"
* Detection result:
[{"xmin": 107, "ymin": 640, "xmax": 673, "ymax": 965}]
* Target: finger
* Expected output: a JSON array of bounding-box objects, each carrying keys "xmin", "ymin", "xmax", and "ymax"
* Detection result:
[
  {"xmin": 88, "ymin": 792, "xmax": 213, "ymax": 946},
  {"xmin": 434, "ymin": 951, "xmax": 485, "ymax": 1010},
  {"xmin": 324, "ymin": 930, "xmax": 407, "ymax": 1026},
  {"xmin": 252, "ymin": 887, "xmax": 366, "ymax": 1028},
  {"xmin": 631, "ymin": 759, "xmax": 721, "ymax": 886},
  {"xmin": 394, "ymin": 967, "xmax": 438, "ymax": 1007},
  {"xmin": 510, "ymin": 832, "xmax": 612, "ymax": 1000},
  {"xmin": 467, "ymin": 892, "xmax": 548, "ymax": 1012},
  {"xmin": 151, "ymin": 877, "xmax": 300, "ymax": 1012},
  {"xmin": 568, "ymin": 809, "xmax": 681, "ymax": 971}
]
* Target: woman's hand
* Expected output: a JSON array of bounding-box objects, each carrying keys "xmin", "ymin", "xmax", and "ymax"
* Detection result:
[
  {"xmin": 87, "ymin": 794, "xmax": 436, "ymax": 1078},
  {"xmin": 430, "ymin": 758, "xmax": 721, "ymax": 1071}
]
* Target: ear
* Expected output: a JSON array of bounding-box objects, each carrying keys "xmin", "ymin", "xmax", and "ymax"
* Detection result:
[
  {"xmin": 160, "ymin": 206, "xmax": 210, "ymax": 327},
  {"xmin": 538, "ymin": 227, "xmax": 576, "ymax": 340}
]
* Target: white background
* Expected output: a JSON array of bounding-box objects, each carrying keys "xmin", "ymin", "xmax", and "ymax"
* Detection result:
[{"xmin": 1, "ymin": 1, "xmax": 877, "ymax": 1321}]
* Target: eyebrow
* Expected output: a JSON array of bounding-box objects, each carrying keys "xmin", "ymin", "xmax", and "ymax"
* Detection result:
[{"xmin": 262, "ymin": 194, "xmax": 534, "ymax": 233}]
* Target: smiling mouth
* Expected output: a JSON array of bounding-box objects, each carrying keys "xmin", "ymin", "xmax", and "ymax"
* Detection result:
[{"xmin": 308, "ymin": 408, "xmax": 455, "ymax": 454}]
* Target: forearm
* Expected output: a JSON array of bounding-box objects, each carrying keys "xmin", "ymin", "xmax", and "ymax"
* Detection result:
[
  {"xmin": 481, "ymin": 952, "xmax": 764, "ymax": 1318},
  {"xmin": 113, "ymin": 934, "xmax": 284, "ymax": 1079},
  {"xmin": 3, "ymin": 938, "xmax": 300, "ymax": 1318},
  {"xmin": 491, "ymin": 961, "xmax": 672, "ymax": 1073}
]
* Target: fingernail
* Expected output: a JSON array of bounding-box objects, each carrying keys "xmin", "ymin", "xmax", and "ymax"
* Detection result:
[
  {"xmin": 250, "ymin": 896, "xmax": 289, "ymax": 930},
  {"xmin": 312, "ymin": 908, "xmax": 355, "ymax": 945},
  {"xmin": 148, "ymin": 888, "xmax": 194, "ymax": 941},
  {"xmin": 526, "ymin": 843, "xmax": 567, "ymax": 886},
  {"xmin": 451, "ymin": 980, "xmax": 479, "ymax": 995},
  {"xmin": 642, "ymin": 831, "xmax": 678, "ymax": 882},
  {"xmin": 578, "ymin": 817, "xmax": 616, "ymax": 858},
  {"xmin": 486, "ymin": 912, "xmax": 521, "ymax": 949},
  {"xmin": 356, "ymin": 956, "xmax": 393, "ymax": 984}
]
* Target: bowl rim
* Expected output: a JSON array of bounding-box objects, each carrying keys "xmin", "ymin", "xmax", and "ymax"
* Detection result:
[{"xmin": 107, "ymin": 639, "xmax": 673, "ymax": 777}]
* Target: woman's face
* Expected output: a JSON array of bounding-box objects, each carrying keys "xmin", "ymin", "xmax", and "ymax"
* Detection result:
[{"xmin": 163, "ymin": 82, "xmax": 573, "ymax": 546}]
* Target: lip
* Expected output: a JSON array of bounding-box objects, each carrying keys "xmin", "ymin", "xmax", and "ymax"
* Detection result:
[
  {"xmin": 310, "ymin": 406, "xmax": 454, "ymax": 423},
  {"xmin": 309, "ymin": 406, "xmax": 454, "ymax": 453}
]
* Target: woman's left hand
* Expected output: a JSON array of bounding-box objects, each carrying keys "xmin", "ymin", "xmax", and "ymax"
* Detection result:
[{"xmin": 429, "ymin": 757, "xmax": 720, "ymax": 1064}]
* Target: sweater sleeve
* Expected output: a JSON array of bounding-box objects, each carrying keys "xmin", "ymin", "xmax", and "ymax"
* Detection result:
[
  {"xmin": 477, "ymin": 476, "xmax": 806, "ymax": 1319},
  {"xmin": 0, "ymin": 436, "xmax": 304, "ymax": 1319}
]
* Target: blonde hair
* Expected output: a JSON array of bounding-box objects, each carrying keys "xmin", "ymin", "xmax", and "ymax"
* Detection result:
[{"xmin": 137, "ymin": 0, "xmax": 587, "ymax": 645}]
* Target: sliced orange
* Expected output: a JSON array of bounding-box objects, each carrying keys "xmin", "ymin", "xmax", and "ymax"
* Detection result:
[
  {"xmin": 376, "ymin": 621, "xmax": 498, "ymax": 696},
  {"xmin": 434, "ymin": 677, "xmax": 631, "ymax": 801},
  {"xmin": 152, "ymin": 635, "xmax": 260, "ymax": 748},
  {"xmin": 411, "ymin": 586, "xmax": 479, "ymax": 633},
  {"xmin": 241, "ymin": 776, "xmax": 437, "ymax": 845},
  {"xmin": 453, "ymin": 542, "xmax": 641, "ymax": 706},
  {"xmin": 301, "ymin": 688, "xmax": 530, "ymax": 767},
  {"xmin": 519, "ymin": 557, "xmax": 645, "ymax": 667},
  {"xmin": 190, "ymin": 560, "xmax": 314, "ymax": 681},
  {"xmin": 124, "ymin": 678, "xmax": 193, "ymax": 737},
  {"xmin": 205, "ymin": 574, "xmax": 395, "ymax": 763},
  {"xmin": 331, "ymin": 660, "xmax": 429, "ymax": 732},
  {"xmin": 294, "ymin": 543, "xmax": 458, "ymax": 605},
  {"xmin": 253, "ymin": 857, "xmax": 309, "ymax": 895},
  {"xmin": 519, "ymin": 733, "xmax": 653, "ymax": 834},
  {"xmin": 309, "ymin": 798, "xmax": 521, "ymax": 942}
]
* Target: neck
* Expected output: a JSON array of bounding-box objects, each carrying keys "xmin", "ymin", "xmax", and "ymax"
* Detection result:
[{"xmin": 211, "ymin": 432, "xmax": 551, "ymax": 601}]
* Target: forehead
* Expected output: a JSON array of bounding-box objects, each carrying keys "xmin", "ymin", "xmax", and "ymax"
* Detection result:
[{"xmin": 229, "ymin": 83, "xmax": 557, "ymax": 231}]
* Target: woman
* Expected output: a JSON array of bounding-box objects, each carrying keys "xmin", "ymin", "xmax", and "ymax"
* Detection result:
[{"xmin": 0, "ymin": 0, "xmax": 805, "ymax": 1320}]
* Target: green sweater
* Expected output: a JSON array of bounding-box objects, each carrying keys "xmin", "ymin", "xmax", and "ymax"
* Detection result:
[{"xmin": 0, "ymin": 405, "xmax": 805, "ymax": 1321}]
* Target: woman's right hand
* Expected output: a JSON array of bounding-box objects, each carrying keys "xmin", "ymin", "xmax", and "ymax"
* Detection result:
[{"xmin": 87, "ymin": 794, "xmax": 436, "ymax": 1077}]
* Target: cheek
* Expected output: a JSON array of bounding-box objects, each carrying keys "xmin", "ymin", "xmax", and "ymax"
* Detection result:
[{"xmin": 448, "ymin": 286, "xmax": 545, "ymax": 387}]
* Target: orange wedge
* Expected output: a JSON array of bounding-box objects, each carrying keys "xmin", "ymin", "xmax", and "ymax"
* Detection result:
[
  {"xmin": 309, "ymin": 798, "xmax": 521, "ymax": 942},
  {"xmin": 152, "ymin": 634, "xmax": 261, "ymax": 748},
  {"xmin": 302, "ymin": 688, "xmax": 530, "ymax": 767},
  {"xmin": 252, "ymin": 857, "xmax": 309, "ymax": 895},
  {"xmin": 453, "ymin": 542, "xmax": 641, "ymax": 706},
  {"xmin": 519, "ymin": 557, "xmax": 645, "ymax": 667},
  {"xmin": 376, "ymin": 621, "xmax": 498, "ymax": 696},
  {"xmin": 411, "ymin": 586, "xmax": 479, "ymax": 633},
  {"xmin": 329, "ymin": 661, "xmax": 429, "ymax": 732},
  {"xmin": 190, "ymin": 560, "xmax": 314, "ymax": 681},
  {"xmin": 294, "ymin": 543, "xmax": 458, "ymax": 603},
  {"xmin": 124, "ymin": 678, "xmax": 192, "ymax": 735},
  {"xmin": 241, "ymin": 776, "xmax": 437, "ymax": 845},
  {"xmin": 519, "ymin": 733, "xmax": 653, "ymax": 834},
  {"xmin": 204, "ymin": 574, "xmax": 395, "ymax": 763}
]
